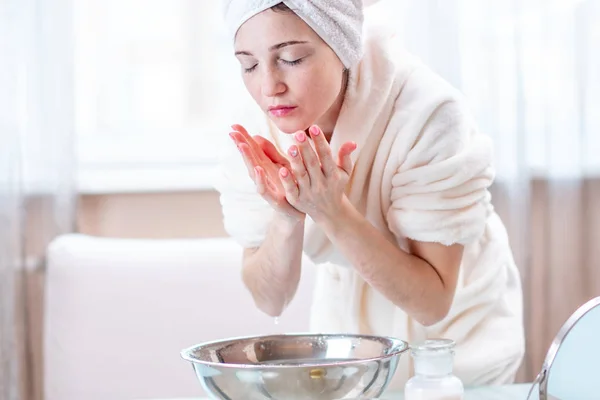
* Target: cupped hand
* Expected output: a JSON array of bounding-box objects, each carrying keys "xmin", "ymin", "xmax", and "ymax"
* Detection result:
[
  {"xmin": 278, "ymin": 125, "xmax": 357, "ymax": 222},
  {"xmin": 229, "ymin": 124, "xmax": 305, "ymax": 222}
]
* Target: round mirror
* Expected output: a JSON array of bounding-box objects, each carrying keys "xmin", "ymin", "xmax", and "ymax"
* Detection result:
[{"xmin": 531, "ymin": 296, "xmax": 600, "ymax": 400}]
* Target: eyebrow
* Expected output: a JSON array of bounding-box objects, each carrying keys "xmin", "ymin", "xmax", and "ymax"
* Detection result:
[{"xmin": 235, "ymin": 40, "xmax": 309, "ymax": 56}]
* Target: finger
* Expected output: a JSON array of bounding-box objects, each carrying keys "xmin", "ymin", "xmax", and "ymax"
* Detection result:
[
  {"xmin": 229, "ymin": 125, "xmax": 259, "ymax": 155},
  {"xmin": 231, "ymin": 124, "xmax": 253, "ymax": 142},
  {"xmin": 255, "ymin": 166, "xmax": 282, "ymax": 206},
  {"xmin": 337, "ymin": 141, "xmax": 357, "ymax": 175},
  {"xmin": 230, "ymin": 131, "xmax": 253, "ymax": 151},
  {"xmin": 231, "ymin": 124, "xmax": 268, "ymax": 162},
  {"xmin": 237, "ymin": 142, "xmax": 261, "ymax": 179},
  {"xmin": 279, "ymin": 167, "xmax": 299, "ymax": 202},
  {"xmin": 229, "ymin": 130, "xmax": 247, "ymax": 145},
  {"xmin": 254, "ymin": 166, "xmax": 267, "ymax": 195},
  {"xmin": 254, "ymin": 136, "xmax": 289, "ymax": 166},
  {"xmin": 294, "ymin": 130, "xmax": 322, "ymax": 182},
  {"xmin": 231, "ymin": 131, "xmax": 271, "ymax": 171},
  {"xmin": 308, "ymin": 125, "xmax": 336, "ymax": 176},
  {"xmin": 288, "ymin": 144, "xmax": 310, "ymax": 187}
]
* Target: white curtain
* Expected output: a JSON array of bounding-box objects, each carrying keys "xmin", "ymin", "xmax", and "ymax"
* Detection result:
[
  {"xmin": 0, "ymin": 0, "xmax": 76, "ymax": 399},
  {"xmin": 368, "ymin": 0, "xmax": 600, "ymax": 381},
  {"xmin": 1, "ymin": 0, "xmax": 597, "ymax": 395}
]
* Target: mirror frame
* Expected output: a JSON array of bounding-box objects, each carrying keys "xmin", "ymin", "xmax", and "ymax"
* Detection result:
[{"xmin": 537, "ymin": 296, "xmax": 600, "ymax": 400}]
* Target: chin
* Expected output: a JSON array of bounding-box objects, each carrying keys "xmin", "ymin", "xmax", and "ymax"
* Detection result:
[{"xmin": 268, "ymin": 115, "xmax": 310, "ymax": 134}]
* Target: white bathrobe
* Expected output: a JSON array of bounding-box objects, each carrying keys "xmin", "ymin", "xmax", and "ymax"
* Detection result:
[{"xmin": 214, "ymin": 24, "xmax": 525, "ymax": 389}]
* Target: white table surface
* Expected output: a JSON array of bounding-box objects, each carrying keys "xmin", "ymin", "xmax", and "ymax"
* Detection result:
[{"xmin": 149, "ymin": 383, "xmax": 536, "ymax": 400}]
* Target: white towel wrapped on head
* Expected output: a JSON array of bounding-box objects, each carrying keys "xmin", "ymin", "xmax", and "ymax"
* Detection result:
[{"xmin": 222, "ymin": 0, "xmax": 365, "ymax": 68}]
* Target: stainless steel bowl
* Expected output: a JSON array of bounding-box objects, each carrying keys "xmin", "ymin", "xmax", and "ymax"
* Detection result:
[{"xmin": 180, "ymin": 333, "xmax": 408, "ymax": 400}]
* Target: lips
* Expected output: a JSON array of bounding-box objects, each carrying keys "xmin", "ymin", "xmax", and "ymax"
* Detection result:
[{"xmin": 268, "ymin": 105, "xmax": 297, "ymax": 117}]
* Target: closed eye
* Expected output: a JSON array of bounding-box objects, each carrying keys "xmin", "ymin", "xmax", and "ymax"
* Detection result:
[
  {"xmin": 242, "ymin": 57, "xmax": 304, "ymax": 74},
  {"xmin": 280, "ymin": 58, "xmax": 303, "ymax": 66},
  {"xmin": 243, "ymin": 64, "xmax": 258, "ymax": 73}
]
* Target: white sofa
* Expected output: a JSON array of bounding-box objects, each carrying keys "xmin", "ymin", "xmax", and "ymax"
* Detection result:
[{"xmin": 43, "ymin": 234, "xmax": 317, "ymax": 400}]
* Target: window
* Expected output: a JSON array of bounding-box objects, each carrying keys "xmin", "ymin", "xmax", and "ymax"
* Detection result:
[
  {"xmin": 74, "ymin": 0, "xmax": 244, "ymax": 193},
  {"xmin": 74, "ymin": 0, "xmax": 600, "ymax": 194}
]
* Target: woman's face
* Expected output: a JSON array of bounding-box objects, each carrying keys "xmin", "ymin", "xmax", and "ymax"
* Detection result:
[{"xmin": 234, "ymin": 8, "xmax": 346, "ymax": 134}]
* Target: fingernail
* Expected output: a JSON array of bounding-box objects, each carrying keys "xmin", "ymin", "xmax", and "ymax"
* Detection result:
[
  {"xmin": 295, "ymin": 131, "xmax": 306, "ymax": 143},
  {"xmin": 289, "ymin": 147, "xmax": 299, "ymax": 157},
  {"xmin": 309, "ymin": 126, "xmax": 320, "ymax": 136}
]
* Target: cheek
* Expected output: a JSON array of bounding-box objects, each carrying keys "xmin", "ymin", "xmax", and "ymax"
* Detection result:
[
  {"xmin": 242, "ymin": 75, "xmax": 262, "ymax": 104},
  {"xmin": 295, "ymin": 66, "xmax": 341, "ymax": 110}
]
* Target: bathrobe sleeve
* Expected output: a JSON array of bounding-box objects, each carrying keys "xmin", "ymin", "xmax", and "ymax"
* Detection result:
[
  {"xmin": 212, "ymin": 111, "xmax": 274, "ymax": 249},
  {"xmin": 387, "ymin": 99, "xmax": 496, "ymax": 246}
]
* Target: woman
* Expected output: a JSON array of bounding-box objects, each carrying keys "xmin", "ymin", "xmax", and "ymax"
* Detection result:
[{"xmin": 215, "ymin": 0, "xmax": 525, "ymax": 388}]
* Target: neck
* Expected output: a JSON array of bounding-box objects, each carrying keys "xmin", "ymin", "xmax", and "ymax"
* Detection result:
[{"xmin": 314, "ymin": 69, "xmax": 349, "ymax": 141}]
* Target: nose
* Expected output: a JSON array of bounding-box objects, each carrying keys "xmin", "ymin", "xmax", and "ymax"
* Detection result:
[{"xmin": 260, "ymin": 68, "xmax": 286, "ymax": 98}]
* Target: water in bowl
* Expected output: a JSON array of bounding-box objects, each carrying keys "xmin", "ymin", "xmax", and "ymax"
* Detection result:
[{"xmin": 259, "ymin": 358, "xmax": 360, "ymax": 365}]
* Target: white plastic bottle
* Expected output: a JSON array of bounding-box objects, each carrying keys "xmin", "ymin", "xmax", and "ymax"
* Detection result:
[{"xmin": 404, "ymin": 339, "xmax": 464, "ymax": 400}]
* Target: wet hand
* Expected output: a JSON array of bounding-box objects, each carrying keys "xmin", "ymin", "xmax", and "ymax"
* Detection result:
[
  {"xmin": 229, "ymin": 124, "xmax": 305, "ymax": 222},
  {"xmin": 279, "ymin": 125, "xmax": 357, "ymax": 222}
]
